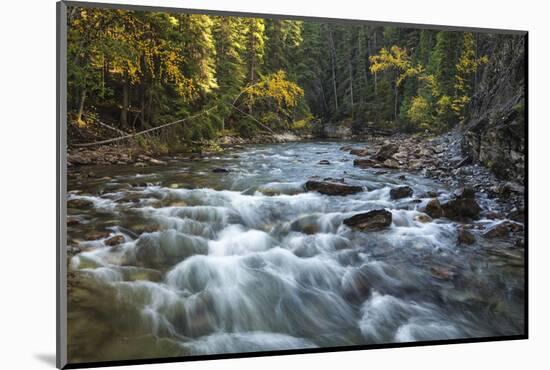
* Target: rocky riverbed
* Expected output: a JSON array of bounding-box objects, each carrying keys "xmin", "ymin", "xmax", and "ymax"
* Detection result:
[{"xmin": 65, "ymin": 137, "xmax": 525, "ymax": 363}]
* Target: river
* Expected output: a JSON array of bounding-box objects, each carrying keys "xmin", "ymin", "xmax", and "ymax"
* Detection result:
[{"xmin": 66, "ymin": 141, "xmax": 525, "ymax": 363}]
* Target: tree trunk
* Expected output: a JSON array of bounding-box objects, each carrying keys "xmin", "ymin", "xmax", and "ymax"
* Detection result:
[
  {"xmin": 374, "ymin": 31, "xmax": 379, "ymax": 96},
  {"xmin": 76, "ymin": 88, "xmax": 87, "ymax": 122},
  {"xmin": 349, "ymin": 58, "xmax": 354, "ymax": 119},
  {"xmin": 394, "ymin": 81, "xmax": 398, "ymax": 120},
  {"xmin": 140, "ymin": 85, "xmax": 146, "ymax": 130},
  {"xmin": 328, "ymin": 28, "xmax": 338, "ymax": 110},
  {"xmin": 120, "ymin": 72, "xmax": 130, "ymax": 128}
]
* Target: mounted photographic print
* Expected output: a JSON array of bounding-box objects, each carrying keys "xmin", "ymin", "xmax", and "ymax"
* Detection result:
[{"xmin": 56, "ymin": 1, "xmax": 527, "ymax": 368}]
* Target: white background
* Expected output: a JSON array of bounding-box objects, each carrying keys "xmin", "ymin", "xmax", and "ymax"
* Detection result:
[{"xmin": 0, "ymin": 0, "xmax": 547, "ymax": 368}]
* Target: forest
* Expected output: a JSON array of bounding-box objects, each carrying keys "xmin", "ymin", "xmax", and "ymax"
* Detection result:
[{"xmin": 67, "ymin": 7, "xmax": 506, "ymax": 147}]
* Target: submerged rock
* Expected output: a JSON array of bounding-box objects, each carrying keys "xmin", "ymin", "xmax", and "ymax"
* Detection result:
[
  {"xmin": 413, "ymin": 213, "xmax": 432, "ymax": 223},
  {"xmin": 149, "ymin": 158, "xmax": 167, "ymax": 165},
  {"xmin": 454, "ymin": 187, "xmax": 476, "ymax": 199},
  {"xmin": 85, "ymin": 231, "xmax": 111, "ymax": 241},
  {"xmin": 430, "ymin": 266, "xmax": 454, "ymax": 280},
  {"xmin": 349, "ymin": 148, "xmax": 369, "ymax": 156},
  {"xmin": 483, "ymin": 221, "xmax": 524, "ymax": 238},
  {"xmin": 422, "ymin": 198, "xmax": 443, "ymax": 218},
  {"xmin": 457, "ymin": 228, "xmax": 476, "ymax": 245},
  {"xmin": 323, "ymin": 177, "xmax": 345, "ymax": 183},
  {"xmin": 353, "ymin": 158, "xmax": 377, "ymax": 168},
  {"xmin": 343, "ymin": 209, "xmax": 392, "ymax": 231},
  {"xmin": 390, "ymin": 186, "xmax": 413, "ymax": 199},
  {"xmin": 318, "ymin": 159, "xmax": 331, "ymax": 165},
  {"xmin": 305, "ymin": 180, "xmax": 363, "ymax": 196},
  {"xmin": 212, "ymin": 167, "xmax": 230, "ymax": 173},
  {"xmin": 67, "ymin": 217, "xmax": 81, "ymax": 226},
  {"xmin": 341, "ymin": 267, "xmax": 371, "ymax": 304},
  {"xmin": 67, "ymin": 198, "xmax": 93, "ymax": 208},
  {"xmin": 104, "ymin": 235, "xmax": 125, "ymax": 246}
]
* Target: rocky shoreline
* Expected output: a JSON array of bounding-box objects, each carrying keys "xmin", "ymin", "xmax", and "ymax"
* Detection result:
[
  {"xmin": 67, "ymin": 132, "xmax": 307, "ymax": 167},
  {"xmin": 342, "ymin": 130, "xmax": 525, "ymax": 222},
  {"xmin": 331, "ymin": 130, "xmax": 525, "ymax": 250}
]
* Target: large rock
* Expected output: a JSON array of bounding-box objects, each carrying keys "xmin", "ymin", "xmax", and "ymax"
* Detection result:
[
  {"xmin": 462, "ymin": 35, "xmax": 525, "ymax": 182},
  {"xmin": 343, "ymin": 209, "xmax": 392, "ymax": 231},
  {"xmin": 67, "ymin": 198, "xmax": 93, "ymax": 208},
  {"xmin": 422, "ymin": 193, "xmax": 481, "ymax": 220},
  {"xmin": 349, "ymin": 148, "xmax": 369, "ymax": 156},
  {"xmin": 441, "ymin": 197, "xmax": 482, "ymax": 220},
  {"xmin": 454, "ymin": 187, "xmax": 476, "ymax": 199},
  {"xmin": 382, "ymin": 158, "xmax": 400, "ymax": 169},
  {"xmin": 353, "ymin": 158, "xmax": 377, "ymax": 168},
  {"xmin": 374, "ymin": 143, "xmax": 399, "ymax": 161},
  {"xmin": 483, "ymin": 221, "xmax": 524, "ymax": 238},
  {"xmin": 104, "ymin": 235, "xmax": 125, "ymax": 246},
  {"xmin": 390, "ymin": 186, "xmax": 413, "ymax": 199},
  {"xmin": 422, "ymin": 198, "xmax": 443, "ymax": 218},
  {"xmin": 305, "ymin": 180, "xmax": 363, "ymax": 196},
  {"xmin": 457, "ymin": 228, "xmax": 476, "ymax": 245}
]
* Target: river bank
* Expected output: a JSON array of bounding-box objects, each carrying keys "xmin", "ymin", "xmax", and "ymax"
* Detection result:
[{"xmin": 67, "ymin": 131, "xmax": 308, "ymax": 167}]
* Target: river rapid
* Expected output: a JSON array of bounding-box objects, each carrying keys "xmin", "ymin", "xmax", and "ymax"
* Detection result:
[{"xmin": 66, "ymin": 141, "xmax": 525, "ymax": 363}]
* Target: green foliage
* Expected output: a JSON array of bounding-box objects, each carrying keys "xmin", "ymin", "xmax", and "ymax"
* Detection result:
[{"xmin": 237, "ymin": 118, "xmax": 259, "ymax": 138}]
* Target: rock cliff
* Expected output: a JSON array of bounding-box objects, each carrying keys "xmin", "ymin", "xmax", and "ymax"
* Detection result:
[{"xmin": 462, "ymin": 34, "xmax": 526, "ymax": 182}]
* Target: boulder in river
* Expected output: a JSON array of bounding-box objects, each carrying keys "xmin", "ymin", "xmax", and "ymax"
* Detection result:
[
  {"xmin": 482, "ymin": 221, "xmax": 524, "ymax": 238},
  {"xmin": 454, "ymin": 187, "xmax": 476, "ymax": 199},
  {"xmin": 422, "ymin": 198, "xmax": 443, "ymax": 218},
  {"xmin": 318, "ymin": 160, "xmax": 331, "ymax": 165},
  {"xmin": 457, "ymin": 228, "xmax": 476, "ymax": 245},
  {"xmin": 343, "ymin": 209, "xmax": 392, "ymax": 231},
  {"xmin": 323, "ymin": 177, "xmax": 345, "ymax": 183},
  {"xmin": 85, "ymin": 231, "xmax": 111, "ymax": 241},
  {"xmin": 67, "ymin": 217, "xmax": 81, "ymax": 226},
  {"xmin": 430, "ymin": 266, "xmax": 454, "ymax": 280},
  {"xmin": 374, "ymin": 143, "xmax": 399, "ymax": 161},
  {"xmin": 382, "ymin": 158, "xmax": 400, "ymax": 169},
  {"xmin": 440, "ymin": 196, "xmax": 481, "ymax": 220},
  {"xmin": 390, "ymin": 186, "xmax": 413, "ymax": 199},
  {"xmin": 349, "ymin": 148, "xmax": 369, "ymax": 156},
  {"xmin": 67, "ymin": 198, "xmax": 93, "ymax": 208},
  {"xmin": 413, "ymin": 213, "xmax": 432, "ymax": 223},
  {"xmin": 353, "ymin": 158, "xmax": 377, "ymax": 168},
  {"xmin": 341, "ymin": 267, "xmax": 371, "ymax": 304},
  {"xmin": 305, "ymin": 180, "xmax": 363, "ymax": 196},
  {"xmin": 105, "ymin": 235, "xmax": 125, "ymax": 246},
  {"xmin": 149, "ymin": 158, "xmax": 167, "ymax": 165}
]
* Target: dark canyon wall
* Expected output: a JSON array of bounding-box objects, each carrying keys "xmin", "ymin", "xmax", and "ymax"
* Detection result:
[{"xmin": 462, "ymin": 34, "xmax": 526, "ymax": 182}]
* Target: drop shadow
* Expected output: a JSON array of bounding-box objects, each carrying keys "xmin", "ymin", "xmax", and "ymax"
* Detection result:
[{"xmin": 34, "ymin": 353, "xmax": 57, "ymax": 367}]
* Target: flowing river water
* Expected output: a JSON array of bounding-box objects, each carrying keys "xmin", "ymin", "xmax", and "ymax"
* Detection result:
[{"xmin": 66, "ymin": 141, "xmax": 525, "ymax": 363}]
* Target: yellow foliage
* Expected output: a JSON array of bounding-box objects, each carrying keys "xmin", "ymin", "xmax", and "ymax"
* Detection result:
[
  {"xmin": 369, "ymin": 46, "xmax": 423, "ymax": 87},
  {"xmin": 244, "ymin": 70, "xmax": 304, "ymax": 110},
  {"xmin": 407, "ymin": 95, "xmax": 431, "ymax": 127}
]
